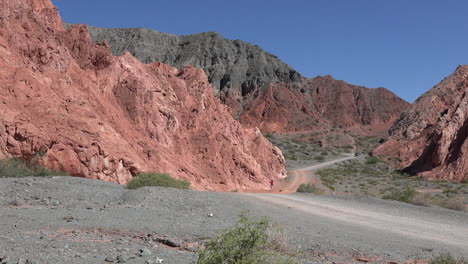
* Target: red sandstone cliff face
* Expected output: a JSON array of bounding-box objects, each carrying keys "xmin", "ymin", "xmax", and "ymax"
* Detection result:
[
  {"xmin": 374, "ymin": 66, "xmax": 468, "ymax": 182},
  {"xmin": 0, "ymin": 0, "xmax": 286, "ymax": 190},
  {"xmin": 239, "ymin": 76, "xmax": 409, "ymax": 133}
]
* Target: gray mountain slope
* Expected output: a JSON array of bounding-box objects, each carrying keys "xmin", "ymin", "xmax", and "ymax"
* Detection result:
[
  {"xmin": 64, "ymin": 23, "xmax": 302, "ymax": 96},
  {"xmin": 63, "ymin": 23, "xmax": 409, "ymax": 132}
]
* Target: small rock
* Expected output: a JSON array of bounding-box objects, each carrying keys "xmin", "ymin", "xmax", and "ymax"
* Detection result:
[
  {"xmin": 0, "ymin": 256, "xmax": 10, "ymax": 264},
  {"xmin": 156, "ymin": 257, "xmax": 164, "ymax": 263},
  {"xmin": 207, "ymin": 213, "xmax": 213, "ymax": 217},
  {"xmin": 116, "ymin": 255, "xmax": 129, "ymax": 263},
  {"xmin": 139, "ymin": 248, "xmax": 151, "ymax": 257},
  {"xmin": 105, "ymin": 256, "xmax": 114, "ymax": 262}
]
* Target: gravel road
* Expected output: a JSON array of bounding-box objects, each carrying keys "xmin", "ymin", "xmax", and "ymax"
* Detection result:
[
  {"xmin": 273, "ymin": 155, "xmax": 357, "ymax": 193},
  {"xmin": 0, "ymin": 176, "xmax": 466, "ymax": 264}
]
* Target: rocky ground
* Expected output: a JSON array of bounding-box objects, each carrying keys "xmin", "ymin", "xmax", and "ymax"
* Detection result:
[{"xmin": 1, "ymin": 176, "xmax": 467, "ymax": 264}]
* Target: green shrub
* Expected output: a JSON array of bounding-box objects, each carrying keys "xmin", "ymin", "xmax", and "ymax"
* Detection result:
[
  {"xmin": 127, "ymin": 172, "xmax": 190, "ymax": 190},
  {"xmin": 442, "ymin": 188, "xmax": 457, "ymax": 194},
  {"xmin": 198, "ymin": 213, "xmax": 296, "ymax": 264},
  {"xmin": 430, "ymin": 253, "xmax": 467, "ymax": 264},
  {"xmin": 297, "ymin": 183, "xmax": 320, "ymax": 194},
  {"xmin": 382, "ymin": 187, "xmax": 416, "ymax": 203},
  {"xmin": 0, "ymin": 158, "xmax": 66, "ymax": 178}
]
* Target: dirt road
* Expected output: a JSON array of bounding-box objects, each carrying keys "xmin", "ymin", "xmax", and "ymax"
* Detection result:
[
  {"xmin": 270, "ymin": 155, "xmax": 356, "ymax": 193},
  {"xmin": 244, "ymin": 192, "xmax": 468, "ymax": 249},
  {"xmin": 0, "ymin": 177, "xmax": 467, "ymax": 263}
]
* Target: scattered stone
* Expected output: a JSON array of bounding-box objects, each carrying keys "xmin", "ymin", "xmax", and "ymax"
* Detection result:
[
  {"xmin": 104, "ymin": 256, "xmax": 114, "ymax": 262},
  {"xmin": 139, "ymin": 248, "xmax": 152, "ymax": 257},
  {"xmin": 155, "ymin": 237, "xmax": 181, "ymax": 248},
  {"xmin": 116, "ymin": 255, "xmax": 129, "ymax": 263},
  {"xmin": 63, "ymin": 216, "xmax": 74, "ymax": 222}
]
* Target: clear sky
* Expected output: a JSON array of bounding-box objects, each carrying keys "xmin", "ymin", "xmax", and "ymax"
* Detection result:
[{"xmin": 52, "ymin": 0, "xmax": 468, "ymax": 103}]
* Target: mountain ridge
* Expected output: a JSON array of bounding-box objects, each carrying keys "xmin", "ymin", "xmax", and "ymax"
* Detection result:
[{"xmin": 70, "ymin": 22, "xmax": 410, "ymax": 133}]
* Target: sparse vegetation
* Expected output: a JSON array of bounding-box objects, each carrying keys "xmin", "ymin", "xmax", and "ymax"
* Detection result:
[
  {"xmin": 264, "ymin": 133, "xmax": 274, "ymax": 140},
  {"xmin": 365, "ymin": 156, "xmax": 382, "ymax": 165},
  {"xmin": 259, "ymin": 132, "xmax": 467, "ymax": 212},
  {"xmin": 382, "ymin": 187, "xmax": 417, "ymax": 203},
  {"xmin": 434, "ymin": 198, "xmax": 466, "ymax": 212},
  {"xmin": 429, "ymin": 253, "xmax": 467, "ymax": 264},
  {"xmin": 317, "ymin": 169, "xmax": 337, "ymax": 191},
  {"xmin": 314, "ymin": 155, "xmax": 325, "ymax": 162},
  {"xmin": 297, "ymin": 183, "xmax": 320, "ymax": 194},
  {"xmin": 197, "ymin": 212, "xmax": 297, "ymax": 264},
  {"xmin": 0, "ymin": 157, "xmax": 67, "ymax": 178},
  {"xmin": 127, "ymin": 172, "xmax": 190, "ymax": 190}
]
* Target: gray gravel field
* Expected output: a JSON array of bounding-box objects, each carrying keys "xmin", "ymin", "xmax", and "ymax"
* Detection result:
[{"xmin": 0, "ymin": 176, "xmax": 467, "ymax": 263}]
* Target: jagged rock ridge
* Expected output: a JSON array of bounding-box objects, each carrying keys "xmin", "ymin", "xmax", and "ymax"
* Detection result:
[
  {"xmin": 76, "ymin": 24, "xmax": 410, "ymax": 133},
  {"xmin": 374, "ymin": 65, "xmax": 468, "ymax": 182},
  {"xmin": 65, "ymin": 23, "xmax": 302, "ymax": 95},
  {"xmin": 0, "ymin": 0, "xmax": 287, "ymax": 191}
]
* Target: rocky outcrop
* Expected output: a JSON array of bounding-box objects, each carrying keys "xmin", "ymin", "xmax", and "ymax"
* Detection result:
[
  {"xmin": 374, "ymin": 66, "xmax": 468, "ymax": 182},
  {"xmin": 70, "ymin": 24, "xmax": 302, "ymax": 100},
  {"xmin": 238, "ymin": 76, "xmax": 408, "ymax": 133},
  {"xmin": 0, "ymin": 0, "xmax": 286, "ymax": 190},
  {"xmin": 79, "ymin": 24, "xmax": 410, "ymax": 133}
]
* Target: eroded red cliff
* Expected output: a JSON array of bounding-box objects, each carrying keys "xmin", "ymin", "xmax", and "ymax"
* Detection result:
[
  {"xmin": 239, "ymin": 76, "xmax": 409, "ymax": 134},
  {"xmin": 0, "ymin": 0, "xmax": 286, "ymax": 190},
  {"xmin": 374, "ymin": 66, "xmax": 468, "ymax": 182}
]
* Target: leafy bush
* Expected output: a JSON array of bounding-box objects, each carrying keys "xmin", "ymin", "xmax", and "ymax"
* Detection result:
[
  {"xmin": 382, "ymin": 187, "xmax": 416, "ymax": 203},
  {"xmin": 297, "ymin": 183, "xmax": 320, "ymax": 194},
  {"xmin": 430, "ymin": 253, "xmax": 467, "ymax": 264},
  {"xmin": 197, "ymin": 213, "xmax": 296, "ymax": 264},
  {"xmin": 0, "ymin": 158, "xmax": 66, "ymax": 178},
  {"xmin": 127, "ymin": 172, "xmax": 190, "ymax": 190}
]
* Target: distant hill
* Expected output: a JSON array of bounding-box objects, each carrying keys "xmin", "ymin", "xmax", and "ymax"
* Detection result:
[{"xmin": 72, "ymin": 23, "xmax": 409, "ymax": 133}]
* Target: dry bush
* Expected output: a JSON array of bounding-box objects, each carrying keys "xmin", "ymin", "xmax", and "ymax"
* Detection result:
[
  {"xmin": 409, "ymin": 193, "xmax": 431, "ymax": 207},
  {"xmin": 436, "ymin": 198, "xmax": 466, "ymax": 212}
]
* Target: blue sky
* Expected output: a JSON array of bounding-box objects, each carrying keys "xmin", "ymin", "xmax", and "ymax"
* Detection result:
[{"xmin": 52, "ymin": 0, "xmax": 468, "ymax": 102}]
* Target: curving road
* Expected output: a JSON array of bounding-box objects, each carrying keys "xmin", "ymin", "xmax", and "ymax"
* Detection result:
[
  {"xmin": 242, "ymin": 155, "xmax": 468, "ymax": 260},
  {"xmin": 269, "ymin": 154, "xmax": 356, "ymax": 194},
  {"xmin": 243, "ymin": 192, "xmax": 468, "ymax": 250}
]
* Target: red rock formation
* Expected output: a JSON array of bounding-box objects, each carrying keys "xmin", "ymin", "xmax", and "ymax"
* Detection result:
[
  {"xmin": 239, "ymin": 76, "xmax": 409, "ymax": 134},
  {"xmin": 0, "ymin": 0, "xmax": 286, "ymax": 190},
  {"xmin": 239, "ymin": 83, "xmax": 327, "ymax": 133},
  {"xmin": 374, "ymin": 66, "xmax": 468, "ymax": 182}
]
